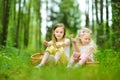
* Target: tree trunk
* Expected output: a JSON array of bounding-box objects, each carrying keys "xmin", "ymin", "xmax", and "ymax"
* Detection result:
[
  {"xmin": 1, "ymin": 0, "xmax": 11, "ymax": 46},
  {"xmin": 24, "ymin": 0, "xmax": 30, "ymax": 48},
  {"xmin": 15, "ymin": 0, "xmax": 21, "ymax": 48},
  {"xmin": 85, "ymin": 0, "xmax": 89, "ymax": 27},
  {"xmin": 95, "ymin": 0, "xmax": 99, "ymax": 24},
  {"xmin": 92, "ymin": 0, "xmax": 95, "ymax": 31},
  {"xmin": 36, "ymin": 0, "xmax": 42, "ymax": 51},
  {"xmin": 25, "ymin": 0, "xmax": 31, "ymax": 48},
  {"xmin": 95, "ymin": 0, "xmax": 100, "ymax": 45},
  {"xmin": 106, "ymin": 0, "xmax": 110, "ymax": 43},
  {"xmin": 100, "ymin": 0, "xmax": 103, "ymax": 24}
]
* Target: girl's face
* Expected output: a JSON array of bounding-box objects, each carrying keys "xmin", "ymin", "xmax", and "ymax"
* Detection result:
[
  {"xmin": 54, "ymin": 27, "xmax": 64, "ymax": 41},
  {"xmin": 80, "ymin": 33, "xmax": 91, "ymax": 45}
]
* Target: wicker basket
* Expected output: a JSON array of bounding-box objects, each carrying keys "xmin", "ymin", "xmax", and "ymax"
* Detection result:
[
  {"xmin": 86, "ymin": 61, "xmax": 100, "ymax": 67},
  {"xmin": 30, "ymin": 52, "xmax": 44, "ymax": 65}
]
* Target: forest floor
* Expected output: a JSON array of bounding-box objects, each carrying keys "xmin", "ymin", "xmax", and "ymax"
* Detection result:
[{"xmin": 0, "ymin": 47, "xmax": 120, "ymax": 80}]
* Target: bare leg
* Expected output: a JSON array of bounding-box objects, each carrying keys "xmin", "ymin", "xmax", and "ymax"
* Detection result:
[
  {"xmin": 54, "ymin": 51, "xmax": 62, "ymax": 64},
  {"xmin": 66, "ymin": 56, "xmax": 75, "ymax": 68},
  {"xmin": 41, "ymin": 52, "xmax": 50, "ymax": 64},
  {"xmin": 67, "ymin": 51, "xmax": 80, "ymax": 68},
  {"xmin": 35, "ymin": 52, "xmax": 49, "ymax": 68},
  {"xmin": 74, "ymin": 60, "xmax": 86, "ymax": 68},
  {"xmin": 74, "ymin": 54, "xmax": 88, "ymax": 68}
]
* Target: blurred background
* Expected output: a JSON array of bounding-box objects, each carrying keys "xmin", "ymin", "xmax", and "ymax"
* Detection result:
[
  {"xmin": 0, "ymin": 0, "xmax": 120, "ymax": 80},
  {"xmin": 0, "ymin": 0, "xmax": 120, "ymax": 52}
]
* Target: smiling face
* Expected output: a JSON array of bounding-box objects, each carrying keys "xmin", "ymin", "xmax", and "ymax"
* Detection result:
[
  {"xmin": 80, "ymin": 33, "xmax": 91, "ymax": 45},
  {"xmin": 54, "ymin": 27, "xmax": 65, "ymax": 41}
]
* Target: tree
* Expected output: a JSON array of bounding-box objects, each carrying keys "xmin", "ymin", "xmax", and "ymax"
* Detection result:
[
  {"xmin": 111, "ymin": 0, "xmax": 120, "ymax": 49},
  {"xmin": 105, "ymin": 0, "xmax": 110, "ymax": 47},
  {"xmin": 85, "ymin": 0, "xmax": 90, "ymax": 27},
  {"xmin": 45, "ymin": 0, "xmax": 81, "ymax": 40},
  {"xmin": 1, "ymin": 0, "xmax": 11, "ymax": 46}
]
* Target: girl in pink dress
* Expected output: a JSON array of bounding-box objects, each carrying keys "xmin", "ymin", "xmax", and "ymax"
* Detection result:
[{"xmin": 67, "ymin": 28, "xmax": 97, "ymax": 68}]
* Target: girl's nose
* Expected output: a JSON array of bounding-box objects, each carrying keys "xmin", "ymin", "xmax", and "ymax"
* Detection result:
[
  {"xmin": 87, "ymin": 40, "xmax": 90, "ymax": 43},
  {"xmin": 58, "ymin": 33, "xmax": 61, "ymax": 35}
]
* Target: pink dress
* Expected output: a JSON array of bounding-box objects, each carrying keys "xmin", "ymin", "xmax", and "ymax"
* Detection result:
[{"xmin": 79, "ymin": 42, "xmax": 96, "ymax": 63}]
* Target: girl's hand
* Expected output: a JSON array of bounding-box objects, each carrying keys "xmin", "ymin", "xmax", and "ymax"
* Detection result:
[
  {"xmin": 44, "ymin": 41, "xmax": 50, "ymax": 47},
  {"xmin": 72, "ymin": 52, "xmax": 80, "ymax": 59},
  {"xmin": 70, "ymin": 34, "xmax": 77, "ymax": 44},
  {"xmin": 70, "ymin": 34, "xmax": 74, "ymax": 39},
  {"xmin": 56, "ymin": 44, "xmax": 62, "ymax": 48},
  {"xmin": 71, "ymin": 38, "xmax": 77, "ymax": 45},
  {"xmin": 71, "ymin": 39, "xmax": 77, "ymax": 44}
]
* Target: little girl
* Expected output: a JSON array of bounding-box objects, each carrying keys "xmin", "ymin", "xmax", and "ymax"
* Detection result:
[
  {"xmin": 67, "ymin": 27, "xmax": 97, "ymax": 68},
  {"xmin": 36, "ymin": 23, "xmax": 70, "ymax": 68}
]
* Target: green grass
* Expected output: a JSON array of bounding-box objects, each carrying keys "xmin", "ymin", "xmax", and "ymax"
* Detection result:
[{"xmin": 0, "ymin": 47, "xmax": 120, "ymax": 80}]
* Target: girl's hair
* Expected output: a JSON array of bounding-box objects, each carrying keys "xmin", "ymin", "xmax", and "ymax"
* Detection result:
[
  {"xmin": 76, "ymin": 27, "xmax": 92, "ymax": 41},
  {"xmin": 52, "ymin": 23, "xmax": 66, "ymax": 44},
  {"xmin": 77, "ymin": 27, "xmax": 97, "ymax": 54},
  {"xmin": 79, "ymin": 27, "xmax": 92, "ymax": 36}
]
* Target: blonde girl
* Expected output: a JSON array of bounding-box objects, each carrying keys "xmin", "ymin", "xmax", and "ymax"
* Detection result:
[
  {"xmin": 36, "ymin": 23, "xmax": 70, "ymax": 68},
  {"xmin": 67, "ymin": 27, "xmax": 97, "ymax": 68}
]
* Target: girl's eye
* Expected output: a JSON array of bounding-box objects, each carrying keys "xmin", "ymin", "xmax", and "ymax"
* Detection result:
[
  {"xmin": 60, "ymin": 31, "xmax": 63, "ymax": 33},
  {"xmin": 87, "ymin": 38, "xmax": 91, "ymax": 40},
  {"xmin": 55, "ymin": 31, "xmax": 58, "ymax": 33},
  {"xmin": 85, "ymin": 38, "xmax": 89, "ymax": 40}
]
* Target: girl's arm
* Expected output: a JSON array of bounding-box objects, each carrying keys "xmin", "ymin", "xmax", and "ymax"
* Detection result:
[
  {"xmin": 61, "ymin": 39, "xmax": 70, "ymax": 47},
  {"xmin": 56, "ymin": 39, "xmax": 70, "ymax": 48},
  {"xmin": 71, "ymin": 39, "xmax": 80, "ymax": 52},
  {"xmin": 86, "ymin": 47, "xmax": 93, "ymax": 57},
  {"xmin": 44, "ymin": 41, "xmax": 53, "ymax": 47},
  {"xmin": 72, "ymin": 51, "xmax": 80, "ymax": 59},
  {"xmin": 70, "ymin": 34, "xmax": 80, "ymax": 52}
]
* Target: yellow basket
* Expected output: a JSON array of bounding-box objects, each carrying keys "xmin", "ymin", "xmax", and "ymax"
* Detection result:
[{"xmin": 30, "ymin": 52, "xmax": 44, "ymax": 65}]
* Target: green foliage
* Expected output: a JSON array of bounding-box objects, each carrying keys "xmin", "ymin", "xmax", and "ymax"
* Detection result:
[
  {"xmin": 60, "ymin": 0, "xmax": 74, "ymax": 13},
  {"xmin": 111, "ymin": 1, "xmax": 120, "ymax": 49},
  {"xmin": 45, "ymin": 0, "xmax": 81, "ymax": 40},
  {"xmin": 0, "ymin": 47, "xmax": 120, "ymax": 80}
]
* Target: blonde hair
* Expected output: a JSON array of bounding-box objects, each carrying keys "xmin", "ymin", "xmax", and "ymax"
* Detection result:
[
  {"xmin": 79, "ymin": 27, "xmax": 92, "ymax": 35},
  {"xmin": 77, "ymin": 27, "xmax": 97, "ymax": 54},
  {"xmin": 52, "ymin": 23, "xmax": 66, "ymax": 44}
]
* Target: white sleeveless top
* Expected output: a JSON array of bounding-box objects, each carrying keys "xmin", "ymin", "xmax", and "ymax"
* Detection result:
[
  {"xmin": 79, "ymin": 41, "xmax": 96, "ymax": 61},
  {"xmin": 63, "ymin": 39, "xmax": 70, "ymax": 59}
]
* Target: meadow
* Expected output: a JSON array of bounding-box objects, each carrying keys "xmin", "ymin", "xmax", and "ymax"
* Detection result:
[{"xmin": 0, "ymin": 47, "xmax": 120, "ymax": 80}]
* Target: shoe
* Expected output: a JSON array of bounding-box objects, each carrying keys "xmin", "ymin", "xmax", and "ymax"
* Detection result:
[
  {"xmin": 74, "ymin": 63, "xmax": 82, "ymax": 68},
  {"xmin": 35, "ymin": 64, "xmax": 43, "ymax": 69},
  {"xmin": 66, "ymin": 64, "xmax": 72, "ymax": 68}
]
